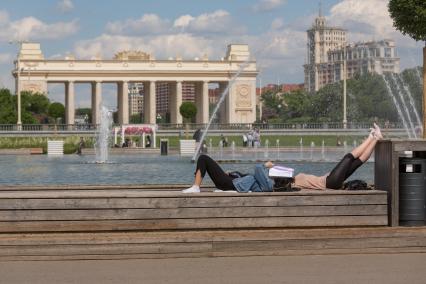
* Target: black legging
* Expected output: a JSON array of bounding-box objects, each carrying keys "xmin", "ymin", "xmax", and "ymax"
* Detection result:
[
  {"xmin": 326, "ymin": 153, "xmax": 363, "ymax": 189},
  {"xmin": 196, "ymin": 155, "xmax": 236, "ymax": 191}
]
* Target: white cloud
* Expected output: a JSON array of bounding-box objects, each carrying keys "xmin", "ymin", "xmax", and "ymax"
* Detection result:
[
  {"xmin": 0, "ymin": 10, "xmax": 9, "ymax": 25},
  {"xmin": 174, "ymin": 10, "xmax": 245, "ymax": 35},
  {"xmin": 74, "ymin": 33, "xmax": 217, "ymax": 60},
  {"xmin": 327, "ymin": 0, "xmax": 417, "ymax": 48},
  {"xmin": 0, "ymin": 16, "xmax": 78, "ymax": 42},
  {"xmin": 0, "ymin": 53, "xmax": 12, "ymax": 64},
  {"xmin": 106, "ymin": 14, "xmax": 170, "ymax": 35},
  {"xmin": 173, "ymin": 15, "xmax": 194, "ymax": 30},
  {"xmin": 271, "ymin": 18, "xmax": 284, "ymax": 30},
  {"xmin": 57, "ymin": 0, "xmax": 74, "ymax": 13},
  {"xmin": 252, "ymin": 0, "xmax": 286, "ymax": 13}
]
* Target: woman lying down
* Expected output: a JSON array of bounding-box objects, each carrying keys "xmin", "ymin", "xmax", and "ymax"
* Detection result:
[{"xmin": 182, "ymin": 123, "xmax": 382, "ymax": 193}]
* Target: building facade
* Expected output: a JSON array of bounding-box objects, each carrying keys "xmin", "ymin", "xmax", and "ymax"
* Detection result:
[
  {"xmin": 304, "ymin": 10, "xmax": 347, "ymax": 92},
  {"xmin": 13, "ymin": 43, "xmax": 258, "ymax": 125},
  {"xmin": 304, "ymin": 12, "xmax": 400, "ymax": 92}
]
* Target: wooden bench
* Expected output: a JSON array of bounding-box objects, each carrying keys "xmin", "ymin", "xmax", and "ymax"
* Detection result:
[{"xmin": 0, "ymin": 187, "xmax": 388, "ymax": 233}]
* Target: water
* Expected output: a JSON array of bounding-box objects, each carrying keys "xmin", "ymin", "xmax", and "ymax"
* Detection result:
[
  {"xmin": 264, "ymin": 139, "xmax": 269, "ymax": 159},
  {"xmin": 94, "ymin": 106, "xmax": 113, "ymax": 163},
  {"xmin": 382, "ymin": 75, "xmax": 412, "ymax": 138},
  {"xmin": 0, "ymin": 154, "xmax": 374, "ymax": 185},
  {"xmin": 299, "ymin": 137, "xmax": 303, "ymax": 159},
  {"xmin": 310, "ymin": 142, "xmax": 315, "ymax": 160},
  {"xmin": 321, "ymin": 140, "xmax": 325, "ymax": 160},
  {"xmin": 231, "ymin": 141, "xmax": 235, "ymax": 160},
  {"xmin": 192, "ymin": 61, "xmax": 251, "ymax": 161},
  {"xmin": 276, "ymin": 139, "xmax": 280, "ymax": 160},
  {"xmin": 397, "ymin": 73, "xmax": 423, "ymax": 135},
  {"xmin": 391, "ymin": 73, "xmax": 416, "ymax": 138}
]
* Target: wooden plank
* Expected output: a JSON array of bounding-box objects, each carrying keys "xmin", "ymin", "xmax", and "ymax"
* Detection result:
[
  {"xmin": 0, "ymin": 205, "xmax": 387, "ymax": 221},
  {"xmin": 0, "ymin": 194, "xmax": 387, "ymax": 210},
  {"xmin": 0, "ymin": 189, "xmax": 387, "ymax": 199},
  {"xmin": 0, "ymin": 242, "xmax": 212, "ymax": 256},
  {"xmin": 0, "ymin": 216, "xmax": 388, "ymax": 232},
  {"xmin": 2, "ymin": 226, "xmax": 426, "ymax": 246},
  {"xmin": 0, "ymin": 236, "xmax": 424, "ymax": 259},
  {"xmin": 213, "ymin": 236, "xmax": 426, "ymax": 252}
]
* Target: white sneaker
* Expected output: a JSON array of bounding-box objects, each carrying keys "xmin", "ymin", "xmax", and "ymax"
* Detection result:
[
  {"xmin": 373, "ymin": 123, "xmax": 383, "ymax": 140},
  {"xmin": 182, "ymin": 185, "xmax": 200, "ymax": 193}
]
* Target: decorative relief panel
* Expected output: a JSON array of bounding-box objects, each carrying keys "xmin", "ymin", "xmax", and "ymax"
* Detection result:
[
  {"xmin": 20, "ymin": 81, "xmax": 47, "ymax": 94},
  {"xmin": 235, "ymin": 84, "xmax": 251, "ymax": 107}
]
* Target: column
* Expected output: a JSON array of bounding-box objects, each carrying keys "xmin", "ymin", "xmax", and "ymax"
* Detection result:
[
  {"xmin": 195, "ymin": 81, "xmax": 209, "ymax": 124},
  {"xmin": 91, "ymin": 81, "xmax": 101, "ymax": 125},
  {"xmin": 15, "ymin": 72, "xmax": 22, "ymax": 129},
  {"xmin": 65, "ymin": 81, "xmax": 75, "ymax": 125},
  {"xmin": 117, "ymin": 81, "xmax": 129, "ymax": 125},
  {"xmin": 144, "ymin": 81, "xmax": 156, "ymax": 124},
  {"xmin": 218, "ymin": 82, "xmax": 228, "ymax": 123},
  {"xmin": 170, "ymin": 81, "xmax": 182, "ymax": 124}
]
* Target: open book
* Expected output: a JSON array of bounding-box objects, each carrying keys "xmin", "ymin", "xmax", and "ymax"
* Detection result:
[{"xmin": 268, "ymin": 165, "xmax": 294, "ymax": 178}]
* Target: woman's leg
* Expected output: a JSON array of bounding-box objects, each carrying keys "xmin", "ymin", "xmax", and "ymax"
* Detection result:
[
  {"xmin": 326, "ymin": 127, "xmax": 381, "ymax": 189},
  {"xmin": 183, "ymin": 155, "xmax": 236, "ymax": 193}
]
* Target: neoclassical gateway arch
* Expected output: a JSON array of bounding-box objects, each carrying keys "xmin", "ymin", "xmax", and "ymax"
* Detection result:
[{"xmin": 12, "ymin": 43, "xmax": 258, "ymax": 125}]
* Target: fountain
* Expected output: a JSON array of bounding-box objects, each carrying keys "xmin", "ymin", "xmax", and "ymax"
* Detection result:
[
  {"xmin": 276, "ymin": 139, "xmax": 280, "ymax": 161},
  {"xmin": 321, "ymin": 140, "xmax": 325, "ymax": 160},
  {"xmin": 397, "ymin": 74, "xmax": 423, "ymax": 135},
  {"xmin": 264, "ymin": 139, "xmax": 269, "ymax": 159},
  {"xmin": 310, "ymin": 141, "xmax": 315, "ymax": 160},
  {"xmin": 94, "ymin": 106, "xmax": 113, "ymax": 163},
  {"xmin": 192, "ymin": 61, "xmax": 251, "ymax": 161},
  {"xmin": 231, "ymin": 141, "xmax": 236, "ymax": 160},
  {"xmin": 391, "ymin": 73, "xmax": 416, "ymax": 137},
  {"xmin": 299, "ymin": 138, "xmax": 304, "ymax": 160},
  {"xmin": 209, "ymin": 139, "xmax": 213, "ymax": 154},
  {"xmin": 343, "ymin": 140, "xmax": 348, "ymax": 154},
  {"xmin": 383, "ymin": 74, "xmax": 413, "ymax": 138}
]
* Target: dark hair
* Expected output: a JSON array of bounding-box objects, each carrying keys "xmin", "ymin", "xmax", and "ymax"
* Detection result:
[{"xmin": 272, "ymin": 177, "xmax": 295, "ymax": 192}]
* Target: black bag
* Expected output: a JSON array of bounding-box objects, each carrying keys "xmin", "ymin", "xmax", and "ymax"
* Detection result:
[
  {"xmin": 343, "ymin": 180, "xmax": 369, "ymax": 191},
  {"xmin": 272, "ymin": 177, "xmax": 301, "ymax": 192},
  {"xmin": 228, "ymin": 171, "xmax": 248, "ymax": 179}
]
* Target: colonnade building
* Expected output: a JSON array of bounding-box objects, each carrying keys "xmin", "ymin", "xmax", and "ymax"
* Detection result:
[{"xmin": 12, "ymin": 43, "xmax": 258, "ymax": 125}]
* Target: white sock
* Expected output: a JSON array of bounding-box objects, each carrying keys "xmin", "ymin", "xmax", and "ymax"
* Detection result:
[{"xmin": 182, "ymin": 185, "xmax": 200, "ymax": 193}]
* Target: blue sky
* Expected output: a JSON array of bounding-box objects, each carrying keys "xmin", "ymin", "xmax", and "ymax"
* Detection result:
[{"xmin": 0, "ymin": 0, "xmax": 423, "ymax": 108}]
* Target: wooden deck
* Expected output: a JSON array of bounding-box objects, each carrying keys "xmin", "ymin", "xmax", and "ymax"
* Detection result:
[
  {"xmin": 0, "ymin": 186, "xmax": 387, "ymax": 233},
  {"xmin": 1, "ymin": 227, "xmax": 425, "ymax": 261}
]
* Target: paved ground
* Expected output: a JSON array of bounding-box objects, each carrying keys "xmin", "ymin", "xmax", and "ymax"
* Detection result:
[{"xmin": 0, "ymin": 253, "xmax": 425, "ymax": 284}]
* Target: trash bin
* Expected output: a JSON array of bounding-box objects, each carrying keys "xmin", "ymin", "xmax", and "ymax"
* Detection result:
[
  {"xmin": 160, "ymin": 139, "xmax": 168, "ymax": 156},
  {"xmin": 399, "ymin": 157, "xmax": 426, "ymax": 226}
]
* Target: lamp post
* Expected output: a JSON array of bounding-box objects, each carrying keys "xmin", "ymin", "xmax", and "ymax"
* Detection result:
[
  {"xmin": 343, "ymin": 46, "xmax": 347, "ymax": 129},
  {"xmin": 9, "ymin": 41, "xmax": 24, "ymax": 130}
]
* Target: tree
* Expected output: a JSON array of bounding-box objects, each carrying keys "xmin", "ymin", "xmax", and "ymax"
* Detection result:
[
  {"xmin": 0, "ymin": 88, "xmax": 16, "ymax": 124},
  {"xmin": 179, "ymin": 102, "xmax": 197, "ymax": 123},
  {"xmin": 48, "ymin": 102, "xmax": 65, "ymax": 123},
  {"xmin": 388, "ymin": 0, "xmax": 426, "ymax": 137}
]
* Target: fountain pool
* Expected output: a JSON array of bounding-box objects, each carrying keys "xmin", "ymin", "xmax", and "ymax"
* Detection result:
[{"xmin": 0, "ymin": 154, "xmax": 374, "ymax": 186}]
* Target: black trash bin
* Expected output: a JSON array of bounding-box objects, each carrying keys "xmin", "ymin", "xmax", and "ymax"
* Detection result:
[
  {"xmin": 399, "ymin": 157, "xmax": 426, "ymax": 226},
  {"xmin": 160, "ymin": 139, "xmax": 168, "ymax": 156}
]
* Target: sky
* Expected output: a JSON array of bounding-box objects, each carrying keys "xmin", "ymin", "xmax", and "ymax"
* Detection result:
[{"xmin": 0, "ymin": 0, "xmax": 423, "ymax": 108}]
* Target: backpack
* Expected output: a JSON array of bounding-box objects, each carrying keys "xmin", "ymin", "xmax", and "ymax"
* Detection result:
[{"xmin": 343, "ymin": 180, "xmax": 369, "ymax": 191}]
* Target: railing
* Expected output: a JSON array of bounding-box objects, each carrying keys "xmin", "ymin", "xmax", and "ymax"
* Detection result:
[{"xmin": 0, "ymin": 122, "xmax": 407, "ymax": 132}]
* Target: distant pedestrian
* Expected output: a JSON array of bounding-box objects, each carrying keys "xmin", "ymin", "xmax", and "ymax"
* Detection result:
[{"xmin": 242, "ymin": 134, "xmax": 248, "ymax": 147}]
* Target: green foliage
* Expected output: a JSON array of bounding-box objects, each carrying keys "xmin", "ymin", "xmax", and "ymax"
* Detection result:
[
  {"xmin": 179, "ymin": 102, "xmax": 197, "ymax": 122},
  {"xmin": 388, "ymin": 0, "xmax": 426, "ymax": 41},
  {"xmin": 130, "ymin": 113, "xmax": 143, "ymax": 123},
  {"xmin": 260, "ymin": 68, "xmax": 422, "ymax": 124},
  {"xmin": 0, "ymin": 89, "xmax": 16, "ymax": 124},
  {"xmin": 48, "ymin": 102, "xmax": 65, "ymax": 121}
]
